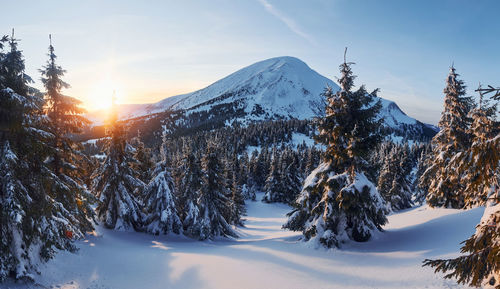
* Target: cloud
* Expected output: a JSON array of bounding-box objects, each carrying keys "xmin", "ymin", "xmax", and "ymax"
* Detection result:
[{"xmin": 257, "ymin": 0, "xmax": 317, "ymax": 45}]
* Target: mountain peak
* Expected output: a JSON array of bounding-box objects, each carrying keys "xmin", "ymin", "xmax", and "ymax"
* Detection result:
[
  {"xmin": 130, "ymin": 56, "xmax": 337, "ymax": 121},
  {"xmin": 246, "ymin": 56, "xmax": 309, "ymax": 71},
  {"xmin": 89, "ymin": 56, "xmax": 436, "ymax": 139}
]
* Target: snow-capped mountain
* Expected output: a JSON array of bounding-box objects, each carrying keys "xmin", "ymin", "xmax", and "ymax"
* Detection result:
[
  {"xmin": 126, "ymin": 56, "xmax": 334, "ymax": 121},
  {"xmin": 87, "ymin": 56, "xmax": 437, "ymax": 138}
]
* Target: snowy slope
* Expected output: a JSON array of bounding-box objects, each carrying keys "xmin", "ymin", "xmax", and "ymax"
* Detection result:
[
  {"xmin": 124, "ymin": 56, "xmax": 334, "ymax": 121},
  {"xmin": 89, "ymin": 56, "xmax": 436, "ymax": 134},
  {"xmin": 7, "ymin": 194, "xmax": 483, "ymax": 289},
  {"xmin": 378, "ymin": 98, "xmax": 419, "ymax": 127}
]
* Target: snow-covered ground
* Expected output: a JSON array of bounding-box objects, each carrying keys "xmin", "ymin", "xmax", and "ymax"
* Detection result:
[{"xmin": 5, "ymin": 193, "xmax": 483, "ymax": 289}]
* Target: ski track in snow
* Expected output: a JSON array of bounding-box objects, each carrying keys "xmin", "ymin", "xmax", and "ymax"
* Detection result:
[{"xmin": 6, "ymin": 193, "xmax": 483, "ymax": 289}]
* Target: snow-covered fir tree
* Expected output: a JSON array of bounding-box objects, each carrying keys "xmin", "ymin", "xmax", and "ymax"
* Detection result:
[
  {"xmin": 174, "ymin": 141, "xmax": 203, "ymax": 236},
  {"xmin": 454, "ymin": 93, "xmax": 499, "ymax": 208},
  {"xmin": 414, "ymin": 144, "xmax": 432, "ymax": 204},
  {"xmin": 40, "ymin": 35, "xmax": 95, "ymax": 235},
  {"xmin": 131, "ymin": 131, "xmax": 154, "ymax": 184},
  {"xmin": 143, "ymin": 131, "xmax": 182, "ymax": 235},
  {"xmin": 263, "ymin": 147, "xmax": 302, "ymax": 204},
  {"xmin": 421, "ymin": 66, "xmax": 475, "ymax": 208},
  {"xmin": 228, "ymin": 153, "xmax": 246, "ymax": 226},
  {"xmin": 304, "ymin": 146, "xmax": 321, "ymax": 176},
  {"xmin": 189, "ymin": 140, "xmax": 237, "ymax": 240},
  {"xmin": 238, "ymin": 153, "xmax": 253, "ymax": 200},
  {"xmin": 0, "ymin": 141, "xmax": 29, "ymax": 280},
  {"xmin": 263, "ymin": 146, "xmax": 284, "ymax": 203},
  {"xmin": 377, "ymin": 145, "xmax": 413, "ymax": 211},
  {"xmin": 283, "ymin": 51, "xmax": 387, "ymax": 248},
  {"xmin": 92, "ymin": 93, "xmax": 144, "ymax": 231},
  {"xmin": 424, "ymin": 160, "xmax": 500, "ymax": 289},
  {"xmin": 249, "ymin": 146, "xmax": 270, "ymax": 191},
  {"xmin": 424, "ymin": 87, "xmax": 500, "ymax": 288},
  {"xmin": 279, "ymin": 148, "xmax": 303, "ymax": 204},
  {"xmin": 1, "ymin": 31, "xmax": 89, "ymax": 280}
]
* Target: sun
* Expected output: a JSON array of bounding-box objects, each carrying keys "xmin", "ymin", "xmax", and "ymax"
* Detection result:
[{"xmin": 86, "ymin": 77, "xmax": 123, "ymax": 111}]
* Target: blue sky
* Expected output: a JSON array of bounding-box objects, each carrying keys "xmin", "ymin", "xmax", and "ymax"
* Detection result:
[{"xmin": 2, "ymin": 0, "xmax": 499, "ymax": 124}]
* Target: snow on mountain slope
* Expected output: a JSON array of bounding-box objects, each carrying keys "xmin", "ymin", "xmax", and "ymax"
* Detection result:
[
  {"xmin": 7, "ymin": 194, "xmax": 482, "ymax": 289},
  {"xmin": 378, "ymin": 98, "xmax": 418, "ymax": 127},
  {"xmin": 126, "ymin": 56, "xmax": 335, "ymax": 121},
  {"xmin": 94, "ymin": 56, "xmax": 435, "ymax": 134}
]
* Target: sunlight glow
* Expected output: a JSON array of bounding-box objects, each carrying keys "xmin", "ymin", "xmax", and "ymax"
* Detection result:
[
  {"xmin": 87, "ymin": 79, "xmax": 123, "ymax": 111},
  {"xmin": 84, "ymin": 58, "xmax": 124, "ymax": 112}
]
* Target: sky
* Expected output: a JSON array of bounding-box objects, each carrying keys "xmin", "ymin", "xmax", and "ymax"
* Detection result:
[{"xmin": 2, "ymin": 0, "xmax": 499, "ymax": 124}]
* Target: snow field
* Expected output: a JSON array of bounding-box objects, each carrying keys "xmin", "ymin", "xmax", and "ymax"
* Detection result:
[{"xmin": 6, "ymin": 193, "xmax": 483, "ymax": 289}]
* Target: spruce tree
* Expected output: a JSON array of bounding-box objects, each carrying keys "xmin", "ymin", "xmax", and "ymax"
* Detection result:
[
  {"xmin": 424, "ymin": 191, "xmax": 500, "ymax": 288},
  {"xmin": 143, "ymin": 131, "xmax": 182, "ymax": 235},
  {"xmin": 1, "ymin": 31, "xmax": 86, "ymax": 280},
  {"xmin": 1, "ymin": 30, "xmax": 32, "ymax": 96},
  {"xmin": 246, "ymin": 150, "xmax": 259, "ymax": 199},
  {"xmin": 175, "ymin": 142, "xmax": 203, "ymax": 236},
  {"xmin": 92, "ymin": 93, "xmax": 144, "ymax": 231},
  {"xmin": 455, "ymin": 93, "xmax": 499, "ymax": 208},
  {"xmin": 283, "ymin": 50, "xmax": 387, "ymax": 248},
  {"xmin": 378, "ymin": 145, "xmax": 413, "ymax": 211},
  {"xmin": 131, "ymin": 131, "xmax": 154, "ymax": 184},
  {"xmin": 238, "ymin": 153, "xmax": 253, "ymax": 200},
  {"xmin": 377, "ymin": 146, "xmax": 396, "ymax": 208},
  {"xmin": 229, "ymin": 153, "xmax": 246, "ymax": 226},
  {"xmin": 421, "ymin": 66, "xmax": 475, "ymax": 208},
  {"xmin": 263, "ymin": 148, "xmax": 302, "ymax": 204},
  {"xmin": 190, "ymin": 141, "xmax": 237, "ymax": 240},
  {"xmin": 423, "ymin": 88, "xmax": 500, "ymax": 288},
  {"xmin": 282, "ymin": 148, "xmax": 303, "ymax": 204},
  {"xmin": 263, "ymin": 147, "xmax": 284, "ymax": 203},
  {"xmin": 40, "ymin": 35, "xmax": 94, "ymax": 235},
  {"xmin": 414, "ymin": 144, "xmax": 431, "ymax": 204}
]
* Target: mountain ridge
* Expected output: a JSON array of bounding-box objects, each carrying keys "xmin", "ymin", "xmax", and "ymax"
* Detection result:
[{"xmin": 86, "ymin": 56, "xmax": 437, "ymax": 137}]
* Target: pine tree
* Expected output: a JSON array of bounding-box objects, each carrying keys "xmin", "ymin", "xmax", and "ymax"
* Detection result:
[
  {"xmin": 238, "ymin": 153, "xmax": 253, "ymax": 200},
  {"xmin": 414, "ymin": 144, "xmax": 431, "ymax": 204},
  {"xmin": 229, "ymin": 153, "xmax": 246, "ymax": 226},
  {"xmin": 422, "ymin": 66, "xmax": 475, "ymax": 208},
  {"xmin": 0, "ymin": 142, "xmax": 31, "ymax": 280},
  {"xmin": 246, "ymin": 150, "xmax": 259, "ymax": 200},
  {"xmin": 190, "ymin": 141, "xmax": 237, "ymax": 240},
  {"xmin": 263, "ymin": 148, "xmax": 302, "ymax": 204},
  {"xmin": 175, "ymin": 142, "xmax": 203, "ymax": 237},
  {"xmin": 377, "ymin": 149, "xmax": 395, "ymax": 209},
  {"xmin": 424, "ymin": 194, "xmax": 500, "ymax": 288},
  {"xmin": 283, "ymin": 50, "xmax": 387, "ymax": 248},
  {"xmin": 1, "ymin": 30, "xmax": 32, "ymax": 96},
  {"xmin": 1, "ymin": 31, "xmax": 86, "ymax": 280},
  {"xmin": 263, "ymin": 147, "xmax": 284, "ymax": 203},
  {"xmin": 280, "ymin": 148, "xmax": 303, "ymax": 205},
  {"xmin": 455, "ymin": 93, "xmax": 499, "ymax": 208},
  {"xmin": 131, "ymin": 131, "xmax": 154, "ymax": 184},
  {"xmin": 423, "ymin": 88, "xmax": 500, "ymax": 288},
  {"xmin": 39, "ymin": 35, "xmax": 94, "ymax": 236},
  {"xmin": 304, "ymin": 147, "xmax": 320, "ymax": 176},
  {"xmin": 143, "ymin": 131, "xmax": 182, "ymax": 235},
  {"xmin": 378, "ymin": 145, "xmax": 413, "ymax": 211},
  {"xmin": 92, "ymin": 93, "xmax": 144, "ymax": 231},
  {"xmin": 251, "ymin": 147, "xmax": 270, "ymax": 191}
]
